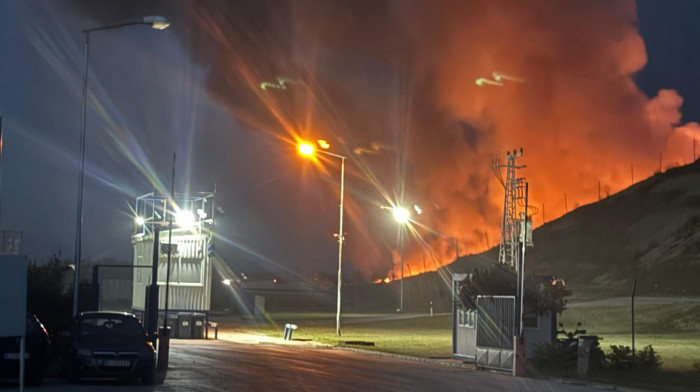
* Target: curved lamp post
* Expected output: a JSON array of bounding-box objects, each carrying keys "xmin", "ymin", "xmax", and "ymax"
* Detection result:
[
  {"xmin": 298, "ymin": 141, "xmax": 346, "ymax": 336},
  {"xmin": 73, "ymin": 16, "xmax": 170, "ymax": 316}
]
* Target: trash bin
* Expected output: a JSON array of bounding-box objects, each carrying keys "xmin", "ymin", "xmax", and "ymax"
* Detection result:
[
  {"xmin": 165, "ymin": 314, "xmax": 179, "ymax": 338},
  {"xmin": 192, "ymin": 314, "xmax": 205, "ymax": 339},
  {"xmin": 177, "ymin": 313, "xmax": 193, "ymax": 339}
]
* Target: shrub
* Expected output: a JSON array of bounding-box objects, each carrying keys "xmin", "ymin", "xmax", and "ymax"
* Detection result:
[
  {"xmin": 606, "ymin": 344, "xmax": 662, "ymax": 371},
  {"xmin": 692, "ymin": 361, "xmax": 700, "ymax": 373},
  {"xmin": 531, "ymin": 322, "xmax": 604, "ymax": 376},
  {"xmin": 636, "ymin": 345, "xmax": 662, "ymax": 370},
  {"xmin": 607, "ymin": 345, "xmax": 635, "ymax": 370},
  {"xmin": 531, "ymin": 341, "xmax": 576, "ymax": 374}
]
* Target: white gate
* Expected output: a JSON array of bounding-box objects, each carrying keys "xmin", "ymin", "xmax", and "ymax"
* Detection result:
[{"xmin": 475, "ymin": 295, "xmax": 515, "ymax": 371}]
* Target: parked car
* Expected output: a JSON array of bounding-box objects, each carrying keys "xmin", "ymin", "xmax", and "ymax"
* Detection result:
[
  {"xmin": 67, "ymin": 311, "xmax": 155, "ymax": 385},
  {"xmin": 0, "ymin": 313, "xmax": 51, "ymax": 384}
]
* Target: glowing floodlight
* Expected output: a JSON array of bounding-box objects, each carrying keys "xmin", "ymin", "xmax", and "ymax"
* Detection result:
[
  {"xmin": 318, "ymin": 140, "xmax": 330, "ymax": 149},
  {"xmin": 222, "ymin": 279, "xmax": 231, "ymax": 286},
  {"xmin": 298, "ymin": 142, "xmax": 315, "ymax": 157},
  {"xmin": 392, "ymin": 207, "xmax": 410, "ymax": 224},
  {"xmin": 176, "ymin": 210, "xmax": 195, "ymax": 228},
  {"xmin": 143, "ymin": 15, "xmax": 170, "ymax": 30},
  {"xmin": 135, "ymin": 216, "xmax": 145, "ymax": 226}
]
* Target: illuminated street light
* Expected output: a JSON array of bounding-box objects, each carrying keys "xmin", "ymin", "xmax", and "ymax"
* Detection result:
[
  {"xmin": 176, "ymin": 209, "xmax": 195, "ymax": 229},
  {"xmin": 392, "ymin": 207, "xmax": 410, "ymax": 224},
  {"xmin": 382, "ymin": 203, "xmax": 420, "ymax": 312},
  {"xmin": 298, "ymin": 142, "xmax": 315, "ymax": 156},
  {"xmin": 73, "ymin": 16, "xmax": 170, "ymax": 316},
  {"xmin": 393, "ymin": 206, "xmax": 410, "ymax": 312},
  {"xmin": 143, "ymin": 15, "xmax": 170, "ymax": 30},
  {"xmin": 298, "ymin": 140, "xmax": 347, "ymax": 336},
  {"xmin": 222, "ymin": 279, "xmax": 231, "ymax": 286}
]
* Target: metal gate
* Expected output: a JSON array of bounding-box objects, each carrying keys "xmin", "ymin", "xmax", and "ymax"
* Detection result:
[{"xmin": 476, "ymin": 295, "xmax": 515, "ymax": 371}]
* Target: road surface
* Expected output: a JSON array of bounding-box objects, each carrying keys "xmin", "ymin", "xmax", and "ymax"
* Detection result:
[{"xmin": 8, "ymin": 336, "xmax": 641, "ymax": 392}]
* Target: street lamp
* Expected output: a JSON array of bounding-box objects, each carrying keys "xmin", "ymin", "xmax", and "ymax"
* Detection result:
[
  {"xmin": 382, "ymin": 204, "xmax": 421, "ymax": 312},
  {"xmin": 392, "ymin": 206, "xmax": 409, "ymax": 312},
  {"xmin": 298, "ymin": 140, "xmax": 346, "ymax": 336},
  {"xmin": 73, "ymin": 16, "xmax": 170, "ymax": 316}
]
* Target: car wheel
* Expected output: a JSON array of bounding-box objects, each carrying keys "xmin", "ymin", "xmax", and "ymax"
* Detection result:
[{"xmin": 142, "ymin": 370, "xmax": 156, "ymax": 385}]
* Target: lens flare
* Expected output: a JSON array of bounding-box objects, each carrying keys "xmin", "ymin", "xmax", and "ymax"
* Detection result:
[
  {"xmin": 298, "ymin": 142, "xmax": 315, "ymax": 156},
  {"xmin": 392, "ymin": 207, "xmax": 410, "ymax": 224}
]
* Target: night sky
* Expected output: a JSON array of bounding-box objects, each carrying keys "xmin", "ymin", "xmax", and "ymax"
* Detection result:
[{"xmin": 1, "ymin": 0, "xmax": 699, "ymax": 283}]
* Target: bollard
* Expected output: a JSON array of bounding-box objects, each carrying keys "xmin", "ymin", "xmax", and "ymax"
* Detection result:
[
  {"xmin": 283, "ymin": 323, "xmax": 298, "ymax": 340},
  {"xmin": 207, "ymin": 322, "xmax": 219, "ymax": 340},
  {"xmin": 157, "ymin": 326, "xmax": 171, "ymax": 371}
]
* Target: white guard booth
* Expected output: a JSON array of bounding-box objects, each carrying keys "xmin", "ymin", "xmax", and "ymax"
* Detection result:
[
  {"xmin": 131, "ymin": 192, "xmax": 214, "ymax": 339},
  {"xmin": 452, "ymin": 273, "xmax": 557, "ymax": 372}
]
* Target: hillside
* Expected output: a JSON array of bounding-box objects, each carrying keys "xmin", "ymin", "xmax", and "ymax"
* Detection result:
[{"xmin": 446, "ymin": 160, "xmax": 700, "ymax": 300}]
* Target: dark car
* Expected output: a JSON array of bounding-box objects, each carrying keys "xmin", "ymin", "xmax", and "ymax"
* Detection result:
[
  {"xmin": 67, "ymin": 311, "xmax": 155, "ymax": 385},
  {"xmin": 0, "ymin": 313, "xmax": 51, "ymax": 384}
]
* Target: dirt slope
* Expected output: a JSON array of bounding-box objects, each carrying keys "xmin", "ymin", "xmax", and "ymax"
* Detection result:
[{"xmin": 446, "ymin": 160, "xmax": 700, "ymax": 300}]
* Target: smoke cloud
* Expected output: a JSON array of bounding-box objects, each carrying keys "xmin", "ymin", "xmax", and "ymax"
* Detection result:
[{"xmin": 185, "ymin": 0, "xmax": 694, "ymax": 280}]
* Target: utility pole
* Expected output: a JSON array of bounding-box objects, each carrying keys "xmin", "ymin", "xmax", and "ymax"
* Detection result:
[
  {"xmin": 542, "ymin": 203, "xmax": 545, "ymax": 224},
  {"xmin": 516, "ymin": 182, "xmax": 529, "ymax": 336},
  {"xmin": 631, "ymin": 164, "xmax": 634, "ymax": 185},
  {"xmin": 493, "ymin": 148, "xmax": 531, "ymax": 272}
]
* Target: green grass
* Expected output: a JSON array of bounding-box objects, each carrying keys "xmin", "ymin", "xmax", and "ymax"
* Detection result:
[
  {"xmin": 232, "ymin": 305, "xmax": 700, "ymax": 391},
  {"xmin": 560, "ymin": 303, "xmax": 700, "ymax": 371},
  {"xmin": 236, "ymin": 305, "xmax": 700, "ymax": 369},
  {"xmin": 235, "ymin": 313, "xmax": 453, "ymax": 358}
]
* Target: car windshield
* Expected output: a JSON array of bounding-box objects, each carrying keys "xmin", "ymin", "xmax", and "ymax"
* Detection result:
[{"xmin": 78, "ymin": 316, "xmax": 144, "ymax": 336}]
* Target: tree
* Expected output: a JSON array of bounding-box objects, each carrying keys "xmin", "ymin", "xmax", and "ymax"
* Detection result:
[
  {"xmin": 26, "ymin": 255, "xmax": 91, "ymax": 333},
  {"xmin": 457, "ymin": 264, "xmax": 571, "ymax": 315}
]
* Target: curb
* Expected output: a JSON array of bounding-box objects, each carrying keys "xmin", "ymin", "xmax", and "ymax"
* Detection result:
[
  {"xmin": 549, "ymin": 377, "xmax": 652, "ymax": 392},
  {"xmin": 328, "ymin": 344, "xmax": 475, "ymax": 370},
  {"xmin": 550, "ymin": 377, "xmax": 621, "ymax": 391}
]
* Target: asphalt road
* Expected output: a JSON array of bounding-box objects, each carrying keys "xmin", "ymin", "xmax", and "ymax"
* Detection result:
[{"xmin": 5, "ymin": 337, "xmax": 632, "ymax": 392}]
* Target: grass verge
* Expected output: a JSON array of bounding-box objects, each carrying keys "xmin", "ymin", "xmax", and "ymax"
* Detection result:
[
  {"xmin": 560, "ymin": 303, "xmax": 700, "ymax": 371},
  {"xmin": 232, "ymin": 305, "xmax": 700, "ymax": 390},
  {"xmin": 234, "ymin": 313, "xmax": 453, "ymax": 358}
]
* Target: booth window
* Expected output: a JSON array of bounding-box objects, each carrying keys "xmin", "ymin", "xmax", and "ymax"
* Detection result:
[{"xmin": 458, "ymin": 309, "xmax": 475, "ymax": 328}]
